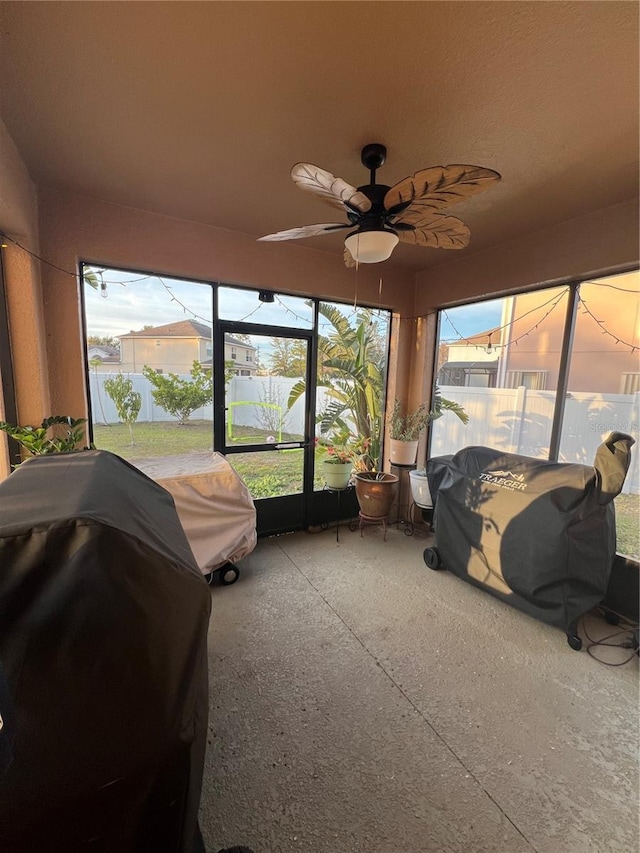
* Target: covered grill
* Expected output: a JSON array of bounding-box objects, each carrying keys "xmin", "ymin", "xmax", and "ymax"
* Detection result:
[
  {"xmin": 424, "ymin": 433, "xmax": 635, "ymax": 649},
  {"xmin": 0, "ymin": 450, "xmax": 211, "ymax": 852}
]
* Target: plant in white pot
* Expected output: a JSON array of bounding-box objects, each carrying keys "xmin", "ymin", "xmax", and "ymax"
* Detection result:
[
  {"xmin": 388, "ymin": 400, "xmax": 431, "ymax": 465},
  {"xmin": 388, "ymin": 391, "xmax": 469, "ymax": 466},
  {"xmin": 407, "ymin": 388, "xmax": 469, "ymax": 510}
]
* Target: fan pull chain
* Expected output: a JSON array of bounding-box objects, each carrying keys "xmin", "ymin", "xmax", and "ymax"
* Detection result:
[{"xmin": 353, "ymin": 234, "xmax": 360, "ymax": 310}]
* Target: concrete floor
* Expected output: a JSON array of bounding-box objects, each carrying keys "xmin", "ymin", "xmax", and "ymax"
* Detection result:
[{"xmin": 199, "ymin": 525, "xmax": 639, "ymax": 853}]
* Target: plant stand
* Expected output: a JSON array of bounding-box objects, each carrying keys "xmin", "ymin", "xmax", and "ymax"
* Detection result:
[
  {"xmin": 350, "ymin": 511, "xmax": 389, "ymax": 541},
  {"xmin": 322, "ymin": 484, "xmax": 351, "ymax": 543},
  {"xmin": 390, "ymin": 462, "xmax": 416, "ymax": 535}
]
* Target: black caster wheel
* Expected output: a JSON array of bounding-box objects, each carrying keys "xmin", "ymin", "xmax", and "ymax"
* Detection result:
[
  {"xmin": 218, "ymin": 564, "xmax": 239, "ymax": 586},
  {"xmin": 567, "ymin": 634, "xmax": 583, "ymax": 651},
  {"xmin": 424, "ymin": 546, "xmax": 442, "ymax": 570}
]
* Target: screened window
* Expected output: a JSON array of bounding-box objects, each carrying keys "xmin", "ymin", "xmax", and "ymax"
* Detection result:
[
  {"xmin": 82, "ymin": 264, "xmax": 214, "ymax": 477},
  {"xmin": 431, "ymin": 270, "xmax": 639, "ymax": 560}
]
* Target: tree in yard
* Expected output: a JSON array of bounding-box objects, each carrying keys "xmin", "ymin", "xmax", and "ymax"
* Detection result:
[
  {"xmin": 142, "ymin": 360, "xmax": 212, "ymax": 425},
  {"xmin": 87, "ymin": 334, "xmax": 120, "ymax": 350},
  {"xmin": 269, "ymin": 337, "xmax": 307, "ymax": 377},
  {"xmin": 103, "ymin": 373, "xmax": 142, "ymax": 445}
]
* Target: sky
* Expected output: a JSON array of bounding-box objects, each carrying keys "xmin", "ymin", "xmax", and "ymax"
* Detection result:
[{"xmin": 438, "ymin": 298, "xmax": 504, "ymax": 343}]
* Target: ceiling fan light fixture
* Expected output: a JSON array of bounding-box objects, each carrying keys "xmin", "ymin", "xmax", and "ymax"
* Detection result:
[{"xmin": 344, "ymin": 229, "xmax": 399, "ymax": 264}]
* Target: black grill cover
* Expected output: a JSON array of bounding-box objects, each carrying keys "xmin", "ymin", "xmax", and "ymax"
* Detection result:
[
  {"xmin": 0, "ymin": 451, "xmax": 211, "ymax": 852},
  {"xmin": 427, "ymin": 433, "xmax": 635, "ymax": 634}
]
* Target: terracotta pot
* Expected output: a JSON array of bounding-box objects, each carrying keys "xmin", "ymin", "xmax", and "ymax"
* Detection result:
[
  {"xmin": 354, "ymin": 471, "xmax": 399, "ymax": 518},
  {"xmin": 389, "ymin": 439, "xmax": 419, "ymax": 465},
  {"xmin": 321, "ymin": 460, "xmax": 352, "ymax": 489}
]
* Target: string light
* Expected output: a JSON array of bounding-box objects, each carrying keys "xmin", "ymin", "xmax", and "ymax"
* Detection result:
[
  {"xmin": 156, "ymin": 277, "xmax": 213, "ymax": 326},
  {"xmin": 441, "ymin": 288, "xmax": 569, "ymax": 346},
  {"xmin": 578, "ymin": 294, "xmax": 638, "ymax": 353}
]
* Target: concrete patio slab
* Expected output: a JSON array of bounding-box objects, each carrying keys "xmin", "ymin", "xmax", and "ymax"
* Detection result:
[{"xmin": 200, "ymin": 527, "xmax": 638, "ymax": 853}]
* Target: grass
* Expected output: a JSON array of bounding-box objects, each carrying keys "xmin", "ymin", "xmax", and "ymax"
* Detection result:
[
  {"xmin": 93, "ymin": 421, "xmax": 639, "ymax": 558},
  {"xmin": 93, "ymin": 420, "xmax": 324, "ymax": 495},
  {"xmin": 614, "ymin": 494, "xmax": 640, "ymax": 561}
]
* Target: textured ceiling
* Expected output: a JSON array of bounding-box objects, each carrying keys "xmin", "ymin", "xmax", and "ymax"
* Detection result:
[{"xmin": 1, "ymin": 1, "xmax": 638, "ymax": 271}]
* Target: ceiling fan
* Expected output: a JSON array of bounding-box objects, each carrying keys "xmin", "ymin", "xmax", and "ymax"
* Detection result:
[{"xmin": 258, "ymin": 144, "xmax": 501, "ymax": 266}]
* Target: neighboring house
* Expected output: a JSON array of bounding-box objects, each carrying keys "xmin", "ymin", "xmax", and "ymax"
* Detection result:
[
  {"xmin": 89, "ymin": 320, "xmax": 257, "ymax": 376},
  {"xmin": 438, "ymin": 328, "xmax": 502, "ymax": 388},
  {"xmin": 500, "ymin": 277, "xmax": 639, "ymax": 393},
  {"xmin": 221, "ymin": 335, "xmax": 258, "ymax": 377},
  {"xmin": 439, "ymin": 275, "xmax": 640, "ymax": 394},
  {"xmin": 87, "ymin": 344, "xmax": 121, "ymax": 367}
]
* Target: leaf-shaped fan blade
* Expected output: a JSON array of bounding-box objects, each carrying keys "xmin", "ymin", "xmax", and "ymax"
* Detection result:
[
  {"xmin": 291, "ymin": 163, "xmax": 372, "ymax": 213},
  {"xmin": 258, "ymin": 223, "xmax": 352, "ymax": 242},
  {"xmin": 385, "ymin": 165, "xmax": 501, "ymax": 218},
  {"xmin": 397, "ymin": 214, "xmax": 470, "ymax": 249},
  {"xmin": 344, "ymin": 245, "xmax": 356, "ymax": 268}
]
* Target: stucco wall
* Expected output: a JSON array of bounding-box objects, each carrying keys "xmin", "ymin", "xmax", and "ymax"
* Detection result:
[{"xmin": 0, "ymin": 119, "xmax": 50, "ymax": 475}]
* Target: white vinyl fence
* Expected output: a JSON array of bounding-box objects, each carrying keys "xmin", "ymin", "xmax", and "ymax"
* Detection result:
[
  {"xmin": 431, "ymin": 387, "xmax": 640, "ymax": 494},
  {"xmin": 90, "ymin": 373, "xmax": 333, "ymax": 438}
]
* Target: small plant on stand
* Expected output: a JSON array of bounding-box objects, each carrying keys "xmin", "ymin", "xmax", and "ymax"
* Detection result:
[{"xmin": 318, "ymin": 431, "xmax": 356, "ymax": 489}]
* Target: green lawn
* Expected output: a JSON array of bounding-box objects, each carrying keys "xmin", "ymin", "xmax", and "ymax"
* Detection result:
[
  {"xmin": 94, "ymin": 420, "xmax": 214, "ymax": 458},
  {"xmin": 93, "ymin": 421, "xmax": 639, "ymax": 558},
  {"xmin": 614, "ymin": 494, "xmax": 640, "ymax": 561},
  {"xmin": 93, "ymin": 420, "xmax": 323, "ymax": 495}
]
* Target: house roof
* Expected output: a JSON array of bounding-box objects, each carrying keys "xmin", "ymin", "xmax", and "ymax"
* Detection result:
[
  {"xmin": 449, "ymin": 327, "xmax": 501, "ymax": 346},
  {"xmin": 225, "ymin": 335, "xmax": 256, "ymax": 350},
  {"xmin": 1, "ymin": 4, "xmax": 637, "ymax": 272},
  {"xmin": 88, "ymin": 344, "xmax": 120, "ymax": 357},
  {"xmin": 120, "ymin": 320, "xmax": 211, "ymax": 339},
  {"xmin": 119, "ymin": 322, "xmax": 256, "ymax": 351}
]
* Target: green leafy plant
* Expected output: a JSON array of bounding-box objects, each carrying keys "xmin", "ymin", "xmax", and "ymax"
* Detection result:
[
  {"xmin": 142, "ymin": 360, "xmax": 212, "ymax": 425},
  {"xmin": 0, "ymin": 416, "xmax": 88, "ymax": 459},
  {"xmin": 388, "ymin": 390, "xmax": 469, "ymax": 441},
  {"xmin": 429, "ymin": 386, "xmax": 470, "ymax": 426},
  {"xmin": 388, "ymin": 400, "xmax": 431, "ymax": 441},
  {"xmin": 103, "ymin": 373, "xmax": 142, "ymax": 445},
  {"xmin": 289, "ymin": 304, "xmax": 386, "ymax": 471},
  {"xmin": 319, "ymin": 430, "xmax": 355, "ymax": 464}
]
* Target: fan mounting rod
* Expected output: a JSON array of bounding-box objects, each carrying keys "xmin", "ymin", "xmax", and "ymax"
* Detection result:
[{"xmin": 361, "ymin": 143, "xmax": 386, "ymax": 184}]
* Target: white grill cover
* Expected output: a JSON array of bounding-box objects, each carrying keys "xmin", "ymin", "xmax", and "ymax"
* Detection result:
[{"xmin": 154, "ymin": 453, "xmax": 257, "ymax": 573}]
